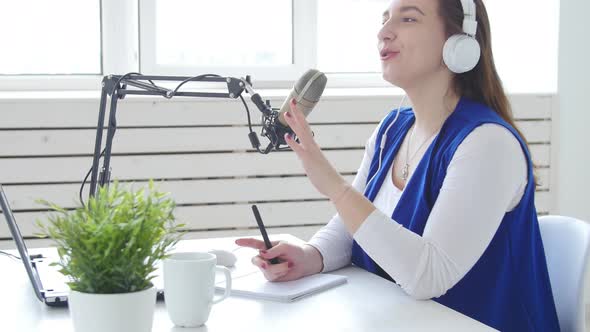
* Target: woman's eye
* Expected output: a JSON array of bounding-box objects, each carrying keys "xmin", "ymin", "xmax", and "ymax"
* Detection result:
[{"xmin": 382, "ymin": 17, "xmax": 417, "ymax": 25}]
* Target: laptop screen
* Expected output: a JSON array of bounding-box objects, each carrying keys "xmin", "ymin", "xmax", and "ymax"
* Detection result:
[{"xmin": 0, "ymin": 184, "xmax": 45, "ymax": 301}]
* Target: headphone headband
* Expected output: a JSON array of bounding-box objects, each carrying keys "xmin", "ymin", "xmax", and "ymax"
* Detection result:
[
  {"xmin": 460, "ymin": 0, "xmax": 478, "ymax": 36},
  {"xmin": 443, "ymin": 0, "xmax": 481, "ymax": 73}
]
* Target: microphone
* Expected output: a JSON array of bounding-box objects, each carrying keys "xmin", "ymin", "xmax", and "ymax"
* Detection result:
[
  {"xmin": 244, "ymin": 69, "xmax": 327, "ymax": 151},
  {"xmin": 276, "ymin": 69, "xmax": 327, "ymax": 128}
]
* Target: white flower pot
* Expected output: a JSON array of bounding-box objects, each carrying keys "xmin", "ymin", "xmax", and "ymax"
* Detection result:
[{"xmin": 68, "ymin": 286, "xmax": 157, "ymax": 332}]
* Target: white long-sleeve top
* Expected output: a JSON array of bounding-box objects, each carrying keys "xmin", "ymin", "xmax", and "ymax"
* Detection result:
[{"xmin": 308, "ymin": 120, "xmax": 528, "ymax": 300}]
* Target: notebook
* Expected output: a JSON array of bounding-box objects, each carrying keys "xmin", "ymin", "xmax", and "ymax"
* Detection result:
[{"xmin": 216, "ymin": 271, "xmax": 347, "ymax": 302}]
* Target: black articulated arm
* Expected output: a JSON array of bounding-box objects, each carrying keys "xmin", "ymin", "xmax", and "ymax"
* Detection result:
[{"xmin": 84, "ymin": 73, "xmax": 291, "ymax": 204}]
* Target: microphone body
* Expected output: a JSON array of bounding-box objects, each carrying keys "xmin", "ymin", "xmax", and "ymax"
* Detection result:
[
  {"xmin": 245, "ymin": 69, "xmax": 327, "ymax": 151},
  {"xmin": 277, "ymin": 69, "xmax": 327, "ymax": 128}
]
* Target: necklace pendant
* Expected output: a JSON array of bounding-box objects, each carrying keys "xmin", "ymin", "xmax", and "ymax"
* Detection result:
[{"xmin": 401, "ymin": 163, "xmax": 409, "ymax": 181}]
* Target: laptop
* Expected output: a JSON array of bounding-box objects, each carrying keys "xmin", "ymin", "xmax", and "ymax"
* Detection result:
[{"xmin": 0, "ymin": 184, "xmax": 164, "ymax": 307}]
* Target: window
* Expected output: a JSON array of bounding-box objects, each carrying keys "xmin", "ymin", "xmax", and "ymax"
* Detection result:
[
  {"xmin": 140, "ymin": 0, "xmax": 299, "ymax": 82},
  {"xmin": 0, "ymin": 0, "xmax": 559, "ymax": 93},
  {"xmin": 485, "ymin": 0, "xmax": 559, "ymax": 93},
  {"xmin": 152, "ymin": 0, "xmax": 292, "ymax": 67},
  {"xmin": 316, "ymin": 0, "xmax": 559, "ymax": 92},
  {"xmin": 0, "ymin": 0, "xmax": 101, "ymax": 75},
  {"xmin": 317, "ymin": 0, "xmax": 388, "ymax": 74}
]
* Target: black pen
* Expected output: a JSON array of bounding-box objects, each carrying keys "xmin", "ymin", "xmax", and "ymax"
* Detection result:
[{"xmin": 251, "ymin": 204, "xmax": 280, "ymax": 264}]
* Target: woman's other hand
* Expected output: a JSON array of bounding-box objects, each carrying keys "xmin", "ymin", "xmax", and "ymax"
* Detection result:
[{"xmin": 235, "ymin": 237, "xmax": 323, "ymax": 282}]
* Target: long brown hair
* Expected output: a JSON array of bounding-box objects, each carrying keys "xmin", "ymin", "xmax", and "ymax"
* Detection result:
[{"xmin": 439, "ymin": 0, "xmax": 538, "ymax": 186}]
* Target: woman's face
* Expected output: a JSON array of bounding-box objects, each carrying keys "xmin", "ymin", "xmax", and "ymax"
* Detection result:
[{"xmin": 378, "ymin": 0, "xmax": 449, "ymax": 88}]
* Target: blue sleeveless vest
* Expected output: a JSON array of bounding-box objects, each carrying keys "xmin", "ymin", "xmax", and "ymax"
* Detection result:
[{"xmin": 351, "ymin": 97, "xmax": 559, "ymax": 331}]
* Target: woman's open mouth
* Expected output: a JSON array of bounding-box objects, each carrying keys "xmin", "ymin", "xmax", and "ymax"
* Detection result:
[{"xmin": 380, "ymin": 51, "xmax": 400, "ymax": 61}]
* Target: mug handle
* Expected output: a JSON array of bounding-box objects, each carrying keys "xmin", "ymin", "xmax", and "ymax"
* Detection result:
[{"xmin": 212, "ymin": 266, "xmax": 231, "ymax": 304}]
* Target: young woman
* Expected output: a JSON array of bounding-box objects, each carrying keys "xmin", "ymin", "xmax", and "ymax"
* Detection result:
[{"xmin": 237, "ymin": 0, "xmax": 559, "ymax": 330}]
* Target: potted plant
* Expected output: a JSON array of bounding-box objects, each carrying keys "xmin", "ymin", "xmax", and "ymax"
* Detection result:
[{"xmin": 37, "ymin": 181, "xmax": 183, "ymax": 332}]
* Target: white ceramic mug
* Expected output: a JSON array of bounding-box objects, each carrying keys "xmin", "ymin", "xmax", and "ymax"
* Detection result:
[{"xmin": 163, "ymin": 252, "xmax": 232, "ymax": 327}]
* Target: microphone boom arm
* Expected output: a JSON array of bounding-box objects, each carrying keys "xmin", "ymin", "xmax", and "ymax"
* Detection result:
[{"xmin": 89, "ymin": 73, "xmax": 282, "ymax": 199}]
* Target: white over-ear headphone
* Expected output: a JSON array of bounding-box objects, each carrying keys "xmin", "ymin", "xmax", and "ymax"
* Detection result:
[{"xmin": 443, "ymin": 0, "xmax": 480, "ymax": 74}]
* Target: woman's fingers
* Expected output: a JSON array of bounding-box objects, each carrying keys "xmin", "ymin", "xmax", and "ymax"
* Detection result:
[
  {"xmin": 235, "ymin": 238, "xmax": 267, "ymax": 250},
  {"xmin": 251, "ymin": 255, "xmax": 268, "ymax": 269},
  {"xmin": 264, "ymin": 261, "xmax": 292, "ymax": 281},
  {"xmin": 242, "ymin": 240, "xmax": 300, "ymax": 281},
  {"xmin": 285, "ymin": 99, "xmax": 316, "ymax": 146},
  {"xmin": 259, "ymin": 242, "xmax": 289, "ymax": 261},
  {"xmin": 284, "ymin": 132, "xmax": 303, "ymax": 154},
  {"xmin": 265, "ymin": 260, "xmax": 290, "ymax": 274},
  {"xmin": 251, "ymin": 255, "xmax": 292, "ymax": 281},
  {"xmin": 235, "ymin": 238, "xmax": 280, "ymax": 250},
  {"xmin": 270, "ymin": 268, "xmax": 291, "ymax": 281}
]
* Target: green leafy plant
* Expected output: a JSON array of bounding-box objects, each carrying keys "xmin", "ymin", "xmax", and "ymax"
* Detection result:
[{"xmin": 37, "ymin": 181, "xmax": 184, "ymax": 294}]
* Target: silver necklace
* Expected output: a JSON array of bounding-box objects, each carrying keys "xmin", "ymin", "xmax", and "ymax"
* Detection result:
[{"xmin": 401, "ymin": 126, "xmax": 438, "ymax": 182}]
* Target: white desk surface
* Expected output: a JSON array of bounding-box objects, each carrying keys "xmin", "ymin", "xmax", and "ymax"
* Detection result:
[{"xmin": 0, "ymin": 235, "xmax": 496, "ymax": 332}]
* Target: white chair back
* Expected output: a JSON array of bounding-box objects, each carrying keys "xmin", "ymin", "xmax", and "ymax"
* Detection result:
[{"xmin": 538, "ymin": 215, "xmax": 590, "ymax": 332}]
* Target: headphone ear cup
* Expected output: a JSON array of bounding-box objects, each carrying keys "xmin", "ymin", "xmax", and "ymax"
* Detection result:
[{"xmin": 443, "ymin": 34, "xmax": 481, "ymax": 74}]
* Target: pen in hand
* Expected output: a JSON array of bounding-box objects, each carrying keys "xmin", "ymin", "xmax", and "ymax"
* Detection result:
[{"xmin": 251, "ymin": 204, "xmax": 280, "ymax": 264}]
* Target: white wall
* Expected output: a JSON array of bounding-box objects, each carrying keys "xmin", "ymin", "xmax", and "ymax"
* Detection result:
[
  {"xmin": 556, "ymin": 0, "xmax": 590, "ymax": 222},
  {"xmin": 0, "ymin": 92, "xmax": 555, "ymax": 251}
]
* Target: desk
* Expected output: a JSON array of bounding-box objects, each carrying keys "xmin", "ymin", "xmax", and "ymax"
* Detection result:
[{"xmin": 1, "ymin": 235, "xmax": 496, "ymax": 331}]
